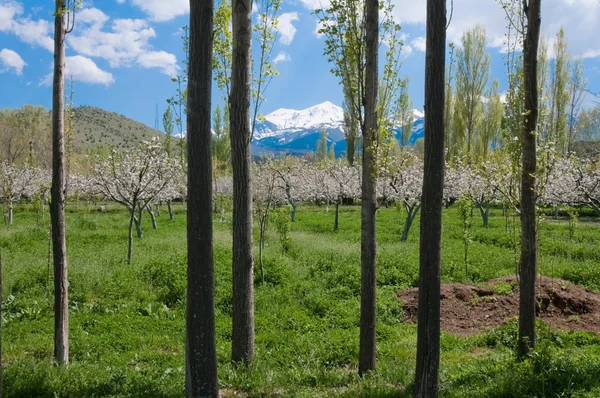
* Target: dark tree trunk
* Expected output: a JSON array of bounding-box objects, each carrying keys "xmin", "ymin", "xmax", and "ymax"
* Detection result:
[
  {"xmin": 518, "ymin": 0, "xmax": 541, "ymax": 358},
  {"xmin": 0, "ymin": 243, "xmax": 3, "ymax": 395},
  {"xmin": 413, "ymin": 0, "xmax": 446, "ymax": 396},
  {"xmin": 167, "ymin": 200, "xmax": 174, "ymax": 221},
  {"xmin": 358, "ymin": 0, "xmax": 379, "ymax": 377},
  {"xmin": 127, "ymin": 207, "xmax": 135, "ymax": 264},
  {"xmin": 185, "ymin": 1, "xmax": 219, "ymax": 395},
  {"xmin": 401, "ymin": 203, "xmax": 421, "ymax": 242},
  {"xmin": 230, "ymin": 0, "xmax": 255, "ymax": 364},
  {"xmin": 135, "ymin": 205, "xmax": 143, "ymax": 238},
  {"xmin": 51, "ymin": 0, "xmax": 69, "ymax": 366},
  {"xmin": 334, "ymin": 200, "xmax": 340, "ymax": 232}
]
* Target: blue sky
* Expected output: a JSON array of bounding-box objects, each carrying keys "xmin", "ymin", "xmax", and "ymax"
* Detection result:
[{"xmin": 1, "ymin": 0, "xmax": 600, "ymax": 129}]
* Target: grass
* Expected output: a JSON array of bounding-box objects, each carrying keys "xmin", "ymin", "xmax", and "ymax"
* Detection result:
[{"xmin": 2, "ymin": 202, "xmax": 600, "ymax": 396}]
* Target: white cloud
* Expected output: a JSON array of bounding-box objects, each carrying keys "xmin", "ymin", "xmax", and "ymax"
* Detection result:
[
  {"xmin": 0, "ymin": 1, "xmax": 52, "ymax": 51},
  {"xmin": 67, "ymin": 11, "xmax": 179, "ymax": 75},
  {"xmin": 402, "ymin": 44, "xmax": 413, "ymax": 58},
  {"xmin": 0, "ymin": 48, "xmax": 26, "ymax": 74},
  {"xmin": 277, "ymin": 12, "xmax": 299, "ymax": 45},
  {"xmin": 127, "ymin": 0, "xmax": 189, "ymax": 22},
  {"xmin": 298, "ymin": 0, "xmax": 331, "ymax": 10},
  {"xmin": 11, "ymin": 17, "xmax": 53, "ymax": 51},
  {"xmin": 314, "ymin": 19, "xmax": 335, "ymax": 38},
  {"xmin": 137, "ymin": 51, "xmax": 178, "ymax": 76},
  {"xmin": 389, "ymin": 0, "xmax": 600, "ymax": 59},
  {"xmin": 411, "ymin": 36, "xmax": 426, "ymax": 52},
  {"xmin": 77, "ymin": 7, "xmax": 110, "ymax": 26},
  {"xmin": 273, "ymin": 51, "xmax": 291, "ymax": 64},
  {"xmin": 0, "ymin": 1, "xmax": 21, "ymax": 31},
  {"xmin": 41, "ymin": 55, "xmax": 114, "ymax": 86}
]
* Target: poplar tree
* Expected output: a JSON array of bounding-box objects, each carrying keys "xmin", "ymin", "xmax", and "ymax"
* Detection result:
[
  {"xmin": 414, "ymin": 0, "xmax": 446, "ymax": 395},
  {"xmin": 454, "ymin": 25, "xmax": 491, "ymax": 163},
  {"xmin": 548, "ymin": 27, "xmax": 569, "ymax": 154},
  {"xmin": 51, "ymin": 0, "xmax": 78, "ymax": 366},
  {"xmin": 186, "ymin": 0, "xmax": 218, "ymax": 394}
]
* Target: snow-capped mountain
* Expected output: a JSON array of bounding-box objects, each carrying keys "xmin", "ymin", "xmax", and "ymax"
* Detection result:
[{"xmin": 252, "ymin": 101, "xmax": 425, "ymax": 156}]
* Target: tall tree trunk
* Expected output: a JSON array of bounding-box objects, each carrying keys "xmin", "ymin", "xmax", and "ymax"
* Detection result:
[
  {"xmin": 519, "ymin": 0, "xmax": 541, "ymax": 358},
  {"xmin": 185, "ymin": 1, "xmax": 219, "ymax": 395},
  {"xmin": 135, "ymin": 205, "xmax": 143, "ymax": 238},
  {"xmin": 51, "ymin": 0, "xmax": 69, "ymax": 366},
  {"xmin": 0, "ymin": 243, "xmax": 3, "ymax": 396},
  {"xmin": 230, "ymin": 0, "xmax": 255, "ymax": 364},
  {"xmin": 358, "ymin": 0, "xmax": 379, "ymax": 377},
  {"xmin": 414, "ymin": 0, "xmax": 446, "ymax": 396}
]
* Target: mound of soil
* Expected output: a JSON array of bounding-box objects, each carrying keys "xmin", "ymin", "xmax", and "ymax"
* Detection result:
[{"xmin": 398, "ymin": 276, "xmax": 600, "ymax": 335}]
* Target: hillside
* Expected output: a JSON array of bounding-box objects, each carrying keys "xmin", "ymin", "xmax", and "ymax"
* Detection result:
[{"xmin": 72, "ymin": 106, "xmax": 163, "ymax": 151}]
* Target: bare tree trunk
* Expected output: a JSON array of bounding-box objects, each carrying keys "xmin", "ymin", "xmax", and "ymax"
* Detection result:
[
  {"xmin": 185, "ymin": 1, "xmax": 219, "ymax": 395},
  {"xmin": 147, "ymin": 204, "xmax": 157, "ymax": 230},
  {"xmin": 7, "ymin": 201, "xmax": 12, "ymax": 226},
  {"xmin": 167, "ymin": 200, "xmax": 174, "ymax": 221},
  {"xmin": 358, "ymin": 0, "xmax": 379, "ymax": 377},
  {"xmin": 334, "ymin": 200, "xmax": 340, "ymax": 232},
  {"xmin": 414, "ymin": 0, "xmax": 446, "ymax": 396},
  {"xmin": 519, "ymin": 0, "xmax": 541, "ymax": 358},
  {"xmin": 401, "ymin": 203, "xmax": 421, "ymax": 242},
  {"xmin": 127, "ymin": 207, "xmax": 135, "ymax": 264},
  {"xmin": 0, "ymin": 243, "xmax": 3, "ymax": 396},
  {"xmin": 135, "ymin": 205, "xmax": 143, "ymax": 238},
  {"xmin": 230, "ymin": 0, "xmax": 255, "ymax": 365},
  {"xmin": 51, "ymin": 0, "xmax": 69, "ymax": 366}
]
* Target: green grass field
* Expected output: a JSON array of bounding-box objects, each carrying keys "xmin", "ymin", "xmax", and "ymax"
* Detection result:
[{"xmin": 2, "ymin": 203, "xmax": 600, "ymax": 397}]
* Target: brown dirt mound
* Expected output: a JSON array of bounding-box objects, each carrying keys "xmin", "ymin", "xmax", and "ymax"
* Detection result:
[{"xmin": 398, "ymin": 276, "xmax": 600, "ymax": 336}]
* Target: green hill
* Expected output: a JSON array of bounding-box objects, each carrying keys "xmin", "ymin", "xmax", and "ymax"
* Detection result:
[{"xmin": 73, "ymin": 106, "xmax": 164, "ymax": 151}]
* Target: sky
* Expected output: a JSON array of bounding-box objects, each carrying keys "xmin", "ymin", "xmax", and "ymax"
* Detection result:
[{"xmin": 1, "ymin": 0, "xmax": 600, "ymax": 130}]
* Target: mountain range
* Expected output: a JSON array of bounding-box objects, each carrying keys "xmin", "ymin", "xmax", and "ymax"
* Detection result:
[{"xmin": 252, "ymin": 101, "xmax": 425, "ymax": 156}]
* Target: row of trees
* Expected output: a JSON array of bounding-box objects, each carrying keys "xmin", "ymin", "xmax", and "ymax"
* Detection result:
[{"xmin": 444, "ymin": 23, "xmax": 590, "ymax": 164}]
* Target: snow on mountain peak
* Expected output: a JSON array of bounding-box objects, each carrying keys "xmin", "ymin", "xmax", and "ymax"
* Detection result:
[{"xmin": 264, "ymin": 101, "xmax": 344, "ymax": 131}]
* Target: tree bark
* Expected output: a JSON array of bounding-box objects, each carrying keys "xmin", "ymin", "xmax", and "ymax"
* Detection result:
[
  {"xmin": 51, "ymin": 0, "xmax": 69, "ymax": 366},
  {"xmin": 518, "ymin": 0, "xmax": 541, "ymax": 358},
  {"xmin": 413, "ymin": 0, "xmax": 446, "ymax": 396},
  {"xmin": 358, "ymin": 0, "xmax": 379, "ymax": 377},
  {"xmin": 7, "ymin": 201, "xmax": 12, "ymax": 226},
  {"xmin": 0, "ymin": 243, "xmax": 3, "ymax": 396},
  {"xmin": 127, "ymin": 207, "xmax": 135, "ymax": 264},
  {"xmin": 334, "ymin": 200, "xmax": 340, "ymax": 232},
  {"xmin": 167, "ymin": 200, "xmax": 174, "ymax": 221},
  {"xmin": 147, "ymin": 204, "xmax": 157, "ymax": 230},
  {"xmin": 401, "ymin": 203, "xmax": 421, "ymax": 242},
  {"xmin": 230, "ymin": 0, "xmax": 255, "ymax": 364},
  {"xmin": 185, "ymin": 1, "xmax": 219, "ymax": 395}
]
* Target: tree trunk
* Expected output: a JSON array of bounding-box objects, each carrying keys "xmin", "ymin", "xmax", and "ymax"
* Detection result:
[
  {"xmin": 477, "ymin": 202, "xmax": 489, "ymax": 228},
  {"xmin": 147, "ymin": 204, "xmax": 157, "ymax": 230},
  {"xmin": 7, "ymin": 201, "xmax": 12, "ymax": 226},
  {"xmin": 135, "ymin": 205, "xmax": 143, "ymax": 238},
  {"xmin": 334, "ymin": 200, "xmax": 340, "ymax": 232},
  {"xmin": 185, "ymin": 1, "xmax": 219, "ymax": 395},
  {"xmin": 413, "ymin": 0, "xmax": 446, "ymax": 396},
  {"xmin": 518, "ymin": 0, "xmax": 541, "ymax": 359},
  {"xmin": 588, "ymin": 202, "xmax": 600, "ymax": 217},
  {"xmin": 230, "ymin": 0, "xmax": 255, "ymax": 365},
  {"xmin": 0, "ymin": 242, "xmax": 3, "ymax": 395},
  {"xmin": 51, "ymin": 0, "xmax": 69, "ymax": 366},
  {"xmin": 358, "ymin": 0, "xmax": 379, "ymax": 377},
  {"xmin": 167, "ymin": 200, "xmax": 174, "ymax": 221},
  {"xmin": 259, "ymin": 216, "xmax": 267, "ymax": 285},
  {"xmin": 401, "ymin": 203, "xmax": 421, "ymax": 242},
  {"xmin": 127, "ymin": 208, "xmax": 135, "ymax": 264}
]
